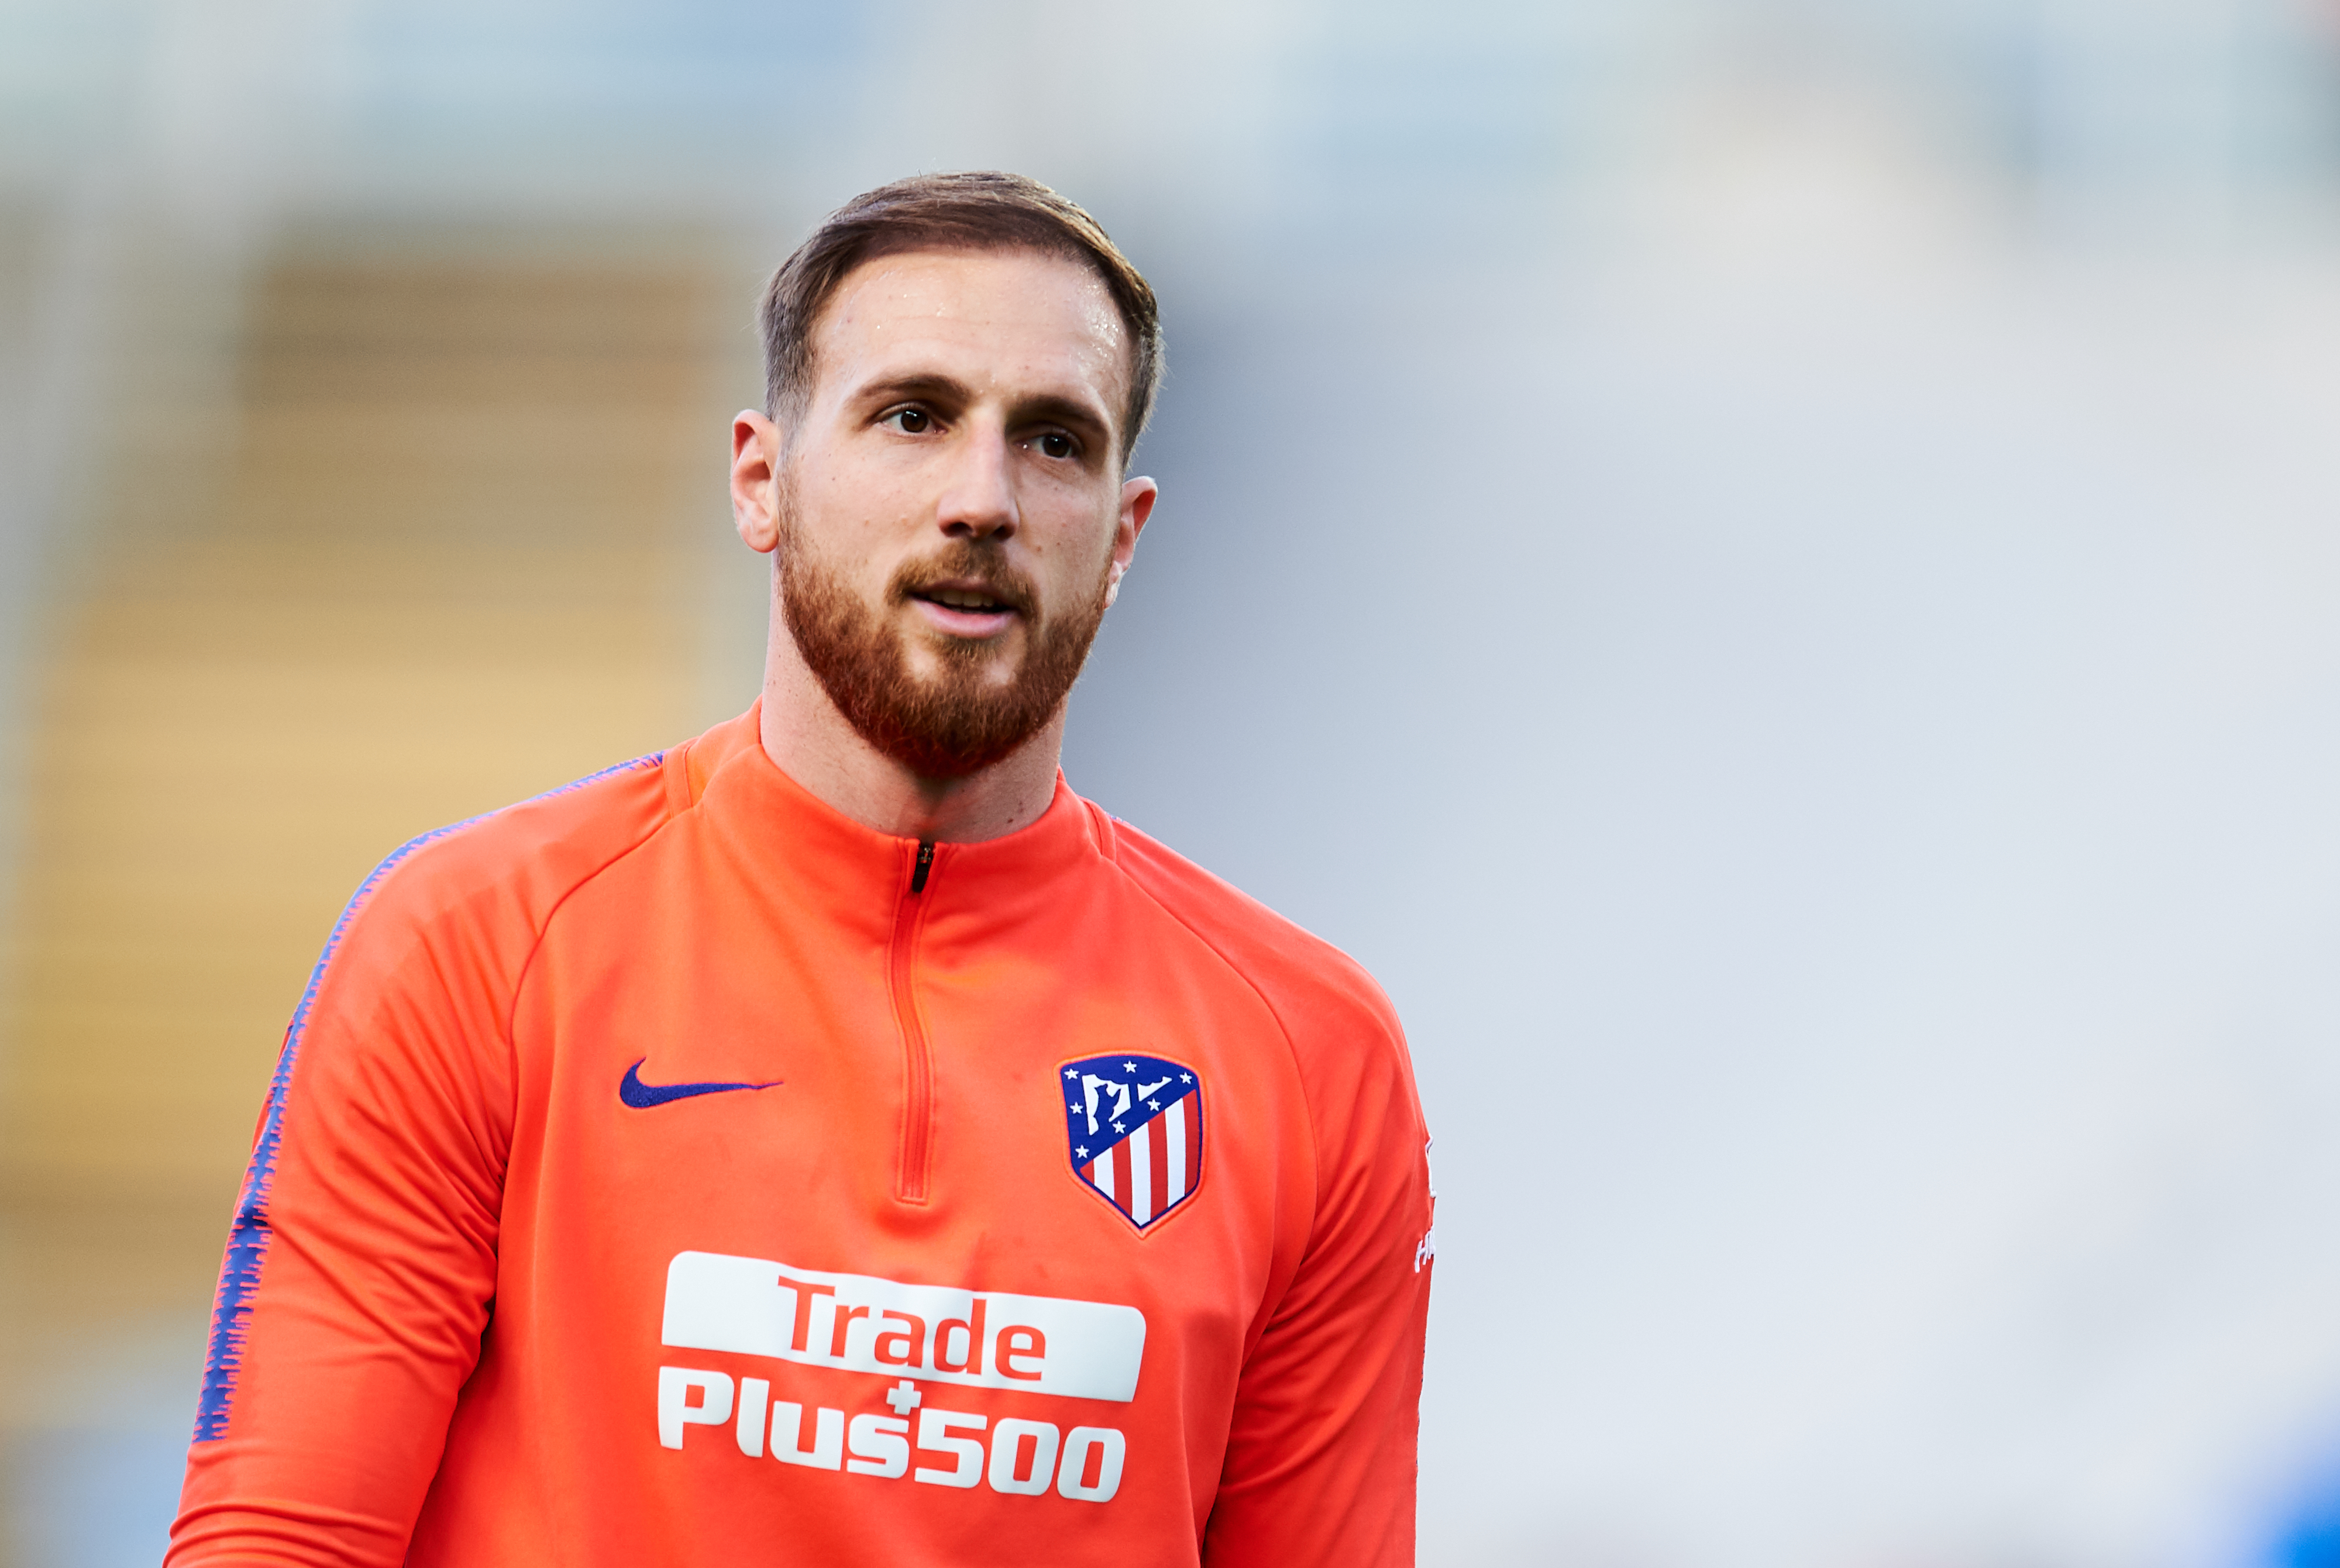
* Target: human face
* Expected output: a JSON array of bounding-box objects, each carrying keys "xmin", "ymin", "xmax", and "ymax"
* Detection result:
[{"xmin": 735, "ymin": 247, "xmax": 1157, "ymax": 778}]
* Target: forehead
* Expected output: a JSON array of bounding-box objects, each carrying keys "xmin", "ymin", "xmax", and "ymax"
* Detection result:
[{"xmin": 808, "ymin": 247, "xmax": 1131, "ymax": 415}]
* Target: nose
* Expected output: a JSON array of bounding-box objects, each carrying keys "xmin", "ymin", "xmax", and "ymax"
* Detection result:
[{"xmin": 933, "ymin": 428, "xmax": 1019, "ymax": 542}]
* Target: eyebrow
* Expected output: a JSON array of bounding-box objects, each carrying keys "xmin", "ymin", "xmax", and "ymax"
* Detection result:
[{"xmin": 855, "ymin": 372, "xmax": 977, "ymax": 409}]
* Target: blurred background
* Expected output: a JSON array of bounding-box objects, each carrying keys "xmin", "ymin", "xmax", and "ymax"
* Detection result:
[{"xmin": 8, "ymin": 1, "xmax": 2340, "ymax": 1564}]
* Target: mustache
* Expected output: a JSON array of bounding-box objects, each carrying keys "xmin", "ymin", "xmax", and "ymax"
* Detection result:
[{"xmin": 887, "ymin": 542, "xmax": 1041, "ymax": 621}]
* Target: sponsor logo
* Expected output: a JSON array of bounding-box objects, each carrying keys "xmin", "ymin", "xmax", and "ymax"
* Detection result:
[
  {"xmin": 655, "ymin": 1367, "xmax": 1127, "ymax": 1502},
  {"xmin": 657, "ymin": 1253, "xmax": 1141, "ymax": 1502},
  {"xmin": 661, "ymin": 1251, "xmax": 1147, "ymax": 1402},
  {"xmin": 1061, "ymin": 1054, "xmax": 1202, "ymax": 1231},
  {"xmin": 619, "ymin": 1059, "xmax": 782, "ymax": 1109}
]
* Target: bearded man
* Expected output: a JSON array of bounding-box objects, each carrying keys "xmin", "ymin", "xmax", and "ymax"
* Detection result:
[{"xmin": 168, "ymin": 172, "xmax": 1434, "ymax": 1568}]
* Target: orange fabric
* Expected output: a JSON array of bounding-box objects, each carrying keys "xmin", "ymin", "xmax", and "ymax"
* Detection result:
[{"xmin": 169, "ymin": 708, "xmax": 1433, "ymax": 1566}]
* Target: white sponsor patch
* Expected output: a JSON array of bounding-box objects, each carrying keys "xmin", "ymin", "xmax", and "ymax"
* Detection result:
[{"xmin": 661, "ymin": 1251, "xmax": 1147, "ymax": 1403}]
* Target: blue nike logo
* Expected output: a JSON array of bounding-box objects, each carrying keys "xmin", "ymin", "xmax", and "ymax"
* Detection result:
[{"xmin": 618, "ymin": 1059, "xmax": 783, "ymax": 1109}]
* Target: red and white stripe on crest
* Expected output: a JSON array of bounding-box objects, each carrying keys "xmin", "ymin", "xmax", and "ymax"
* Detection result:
[{"xmin": 1082, "ymin": 1091, "xmax": 1202, "ymax": 1225}]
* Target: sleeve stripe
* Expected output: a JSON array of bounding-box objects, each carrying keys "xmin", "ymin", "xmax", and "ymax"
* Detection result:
[{"xmin": 191, "ymin": 752, "xmax": 663, "ymax": 1442}]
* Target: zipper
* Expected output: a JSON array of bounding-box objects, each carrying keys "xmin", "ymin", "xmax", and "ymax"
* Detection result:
[{"xmin": 889, "ymin": 839, "xmax": 938, "ymax": 1202}]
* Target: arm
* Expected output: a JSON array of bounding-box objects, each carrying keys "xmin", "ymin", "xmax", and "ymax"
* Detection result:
[
  {"xmin": 168, "ymin": 833, "xmax": 519, "ymax": 1566},
  {"xmin": 1202, "ymin": 1011, "xmax": 1435, "ymax": 1567}
]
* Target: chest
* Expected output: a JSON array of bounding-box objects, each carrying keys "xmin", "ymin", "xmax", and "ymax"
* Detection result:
[{"xmin": 492, "ymin": 866, "xmax": 1311, "ymax": 1410}]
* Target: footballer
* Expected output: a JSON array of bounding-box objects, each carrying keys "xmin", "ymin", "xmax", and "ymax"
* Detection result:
[{"xmin": 168, "ymin": 171, "xmax": 1434, "ymax": 1566}]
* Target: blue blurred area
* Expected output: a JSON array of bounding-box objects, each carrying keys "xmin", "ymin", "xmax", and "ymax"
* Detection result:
[
  {"xmin": 6, "ymin": 1431, "xmax": 181, "ymax": 1568},
  {"xmin": 2275, "ymin": 1511, "xmax": 2340, "ymax": 1568}
]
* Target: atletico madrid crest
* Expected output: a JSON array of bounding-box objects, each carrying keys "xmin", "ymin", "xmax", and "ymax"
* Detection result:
[{"xmin": 1062, "ymin": 1054, "xmax": 1203, "ymax": 1231}]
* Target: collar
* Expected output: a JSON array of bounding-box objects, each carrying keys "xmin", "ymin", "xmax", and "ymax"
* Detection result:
[{"xmin": 682, "ymin": 705, "xmax": 1108, "ymax": 923}]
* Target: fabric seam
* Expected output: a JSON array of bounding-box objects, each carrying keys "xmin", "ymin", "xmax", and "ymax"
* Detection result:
[
  {"xmin": 192, "ymin": 751, "xmax": 667, "ymax": 1443},
  {"xmin": 501, "ymin": 765, "xmax": 696, "ymax": 1046},
  {"xmin": 1093, "ymin": 857, "xmax": 1327, "ymax": 1272}
]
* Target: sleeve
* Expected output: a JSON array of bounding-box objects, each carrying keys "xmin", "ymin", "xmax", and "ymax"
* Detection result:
[
  {"xmin": 1201, "ymin": 998, "xmax": 1436, "ymax": 1568},
  {"xmin": 167, "ymin": 835, "xmax": 521, "ymax": 1567}
]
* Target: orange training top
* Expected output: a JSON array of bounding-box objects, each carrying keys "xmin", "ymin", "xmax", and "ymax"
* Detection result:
[{"xmin": 169, "ymin": 707, "xmax": 1434, "ymax": 1566}]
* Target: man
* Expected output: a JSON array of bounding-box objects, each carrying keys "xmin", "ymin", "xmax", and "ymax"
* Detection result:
[{"xmin": 169, "ymin": 171, "xmax": 1433, "ymax": 1567}]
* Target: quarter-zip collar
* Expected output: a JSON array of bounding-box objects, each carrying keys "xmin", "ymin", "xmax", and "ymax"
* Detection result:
[
  {"xmin": 685, "ymin": 705, "xmax": 1103, "ymax": 907},
  {"xmin": 683, "ymin": 706, "xmax": 1108, "ymax": 1205}
]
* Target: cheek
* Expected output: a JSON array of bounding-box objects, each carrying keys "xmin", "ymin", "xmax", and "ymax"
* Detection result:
[
  {"xmin": 790, "ymin": 468, "xmax": 926, "ymax": 586},
  {"xmin": 799, "ymin": 466, "xmax": 914, "ymax": 542},
  {"xmin": 1030, "ymin": 508, "xmax": 1121, "ymax": 598}
]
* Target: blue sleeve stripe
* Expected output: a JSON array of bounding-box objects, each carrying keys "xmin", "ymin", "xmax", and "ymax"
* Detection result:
[{"xmin": 191, "ymin": 751, "xmax": 664, "ymax": 1443}]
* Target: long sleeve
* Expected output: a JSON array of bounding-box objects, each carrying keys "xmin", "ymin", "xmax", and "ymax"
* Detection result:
[
  {"xmin": 1202, "ymin": 998, "xmax": 1435, "ymax": 1567},
  {"xmin": 168, "ymin": 829, "xmax": 526, "ymax": 1566}
]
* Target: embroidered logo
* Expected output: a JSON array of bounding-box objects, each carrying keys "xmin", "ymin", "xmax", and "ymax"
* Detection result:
[
  {"xmin": 620, "ymin": 1059, "xmax": 783, "ymax": 1109},
  {"xmin": 1061, "ymin": 1054, "xmax": 1203, "ymax": 1230}
]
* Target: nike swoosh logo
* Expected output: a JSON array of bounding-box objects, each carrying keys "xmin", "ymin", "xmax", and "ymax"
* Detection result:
[{"xmin": 619, "ymin": 1059, "xmax": 783, "ymax": 1109}]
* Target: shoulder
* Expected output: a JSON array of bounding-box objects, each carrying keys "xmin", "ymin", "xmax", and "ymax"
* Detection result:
[
  {"xmin": 1099, "ymin": 812, "xmax": 1410, "ymax": 1078},
  {"xmin": 1099, "ymin": 810, "xmax": 1431, "ymax": 1253},
  {"xmin": 325, "ymin": 747, "xmax": 682, "ymax": 988}
]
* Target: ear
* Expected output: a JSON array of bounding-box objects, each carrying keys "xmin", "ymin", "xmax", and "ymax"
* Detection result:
[
  {"xmin": 1104, "ymin": 475, "xmax": 1158, "ymax": 609},
  {"xmin": 732, "ymin": 411, "xmax": 784, "ymax": 553}
]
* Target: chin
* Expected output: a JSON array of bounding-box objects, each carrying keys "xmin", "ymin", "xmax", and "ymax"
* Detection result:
[{"xmin": 907, "ymin": 639, "xmax": 1026, "ymax": 681}]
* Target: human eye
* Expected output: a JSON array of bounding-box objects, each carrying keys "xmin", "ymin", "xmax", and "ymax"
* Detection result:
[
  {"xmin": 878, "ymin": 406, "xmax": 934, "ymax": 434},
  {"xmin": 1031, "ymin": 430, "xmax": 1080, "ymax": 460}
]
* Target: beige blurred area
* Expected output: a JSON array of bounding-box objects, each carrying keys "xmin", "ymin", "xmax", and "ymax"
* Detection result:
[{"xmin": 0, "ymin": 223, "xmax": 759, "ymax": 1485}]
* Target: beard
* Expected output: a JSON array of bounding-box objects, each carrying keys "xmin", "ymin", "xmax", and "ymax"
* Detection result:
[{"xmin": 776, "ymin": 500, "xmax": 1112, "ymax": 781}]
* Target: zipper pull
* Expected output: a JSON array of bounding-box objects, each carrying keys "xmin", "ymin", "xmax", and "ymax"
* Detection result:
[{"xmin": 909, "ymin": 839, "xmax": 935, "ymax": 894}]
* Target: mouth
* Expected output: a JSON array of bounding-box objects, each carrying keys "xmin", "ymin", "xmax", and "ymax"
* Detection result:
[
  {"xmin": 914, "ymin": 585, "xmax": 1014, "ymax": 613},
  {"xmin": 903, "ymin": 576, "xmax": 1029, "ymax": 638}
]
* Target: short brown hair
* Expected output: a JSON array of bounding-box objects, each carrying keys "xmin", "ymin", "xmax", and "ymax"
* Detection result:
[{"xmin": 758, "ymin": 171, "xmax": 1163, "ymax": 464}]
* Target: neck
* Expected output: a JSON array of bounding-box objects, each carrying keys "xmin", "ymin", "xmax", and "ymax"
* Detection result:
[{"xmin": 756, "ymin": 628, "xmax": 1067, "ymax": 845}]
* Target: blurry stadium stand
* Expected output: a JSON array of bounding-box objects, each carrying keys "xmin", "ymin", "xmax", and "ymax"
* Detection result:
[{"xmin": 0, "ymin": 226, "xmax": 755, "ymax": 1563}]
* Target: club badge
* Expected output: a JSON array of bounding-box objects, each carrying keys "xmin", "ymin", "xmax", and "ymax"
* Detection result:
[{"xmin": 1061, "ymin": 1054, "xmax": 1203, "ymax": 1231}]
